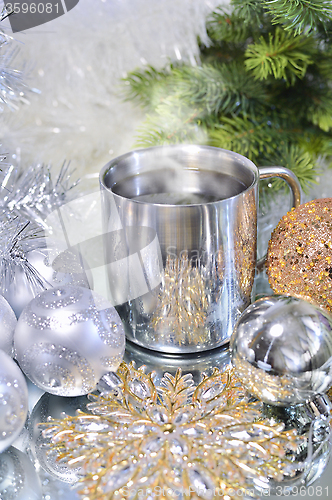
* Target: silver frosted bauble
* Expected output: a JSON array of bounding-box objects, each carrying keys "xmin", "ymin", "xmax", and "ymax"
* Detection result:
[
  {"xmin": 3, "ymin": 245, "xmax": 93, "ymax": 318},
  {"xmin": 14, "ymin": 285, "xmax": 125, "ymax": 396},
  {"xmin": 0, "ymin": 350, "xmax": 29, "ymax": 453},
  {"xmin": 29, "ymin": 392, "xmax": 89, "ymax": 483},
  {"xmin": 0, "ymin": 295, "xmax": 16, "ymax": 356},
  {"xmin": 0, "ymin": 446, "xmax": 42, "ymax": 500},
  {"xmin": 230, "ymin": 295, "xmax": 332, "ymax": 406}
]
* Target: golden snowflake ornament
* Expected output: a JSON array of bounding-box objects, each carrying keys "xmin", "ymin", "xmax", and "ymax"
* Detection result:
[{"xmin": 41, "ymin": 362, "xmax": 303, "ymax": 500}]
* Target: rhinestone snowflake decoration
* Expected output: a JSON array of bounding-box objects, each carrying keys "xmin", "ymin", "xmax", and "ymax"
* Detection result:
[{"xmin": 41, "ymin": 362, "xmax": 303, "ymax": 500}]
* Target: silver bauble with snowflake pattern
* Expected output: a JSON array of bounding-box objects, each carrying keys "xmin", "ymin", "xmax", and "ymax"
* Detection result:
[
  {"xmin": 14, "ymin": 285, "xmax": 125, "ymax": 397},
  {"xmin": 230, "ymin": 295, "xmax": 332, "ymax": 406}
]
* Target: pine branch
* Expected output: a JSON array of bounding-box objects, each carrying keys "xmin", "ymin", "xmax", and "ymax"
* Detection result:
[
  {"xmin": 171, "ymin": 63, "xmax": 268, "ymax": 116},
  {"xmin": 314, "ymin": 51, "xmax": 332, "ymax": 80},
  {"xmin": 206, "ymin": 8, "xmax": 254, "ymax": 45},
  {"xmin": 208, "ymin": 115, "xmax": 275, "ymax": 163},
  {"xmin": 231, "ymin": 0, "xmax": 266, "ymax": 25},
  {"xmin": 265, "ymin": 0, "xmax": 332, "ymax": 35},
  {"xmin": 134, "ymin": 96, "xmax": 208, "ymax": 147},
  {"xmin": 122, "ymin": 65, "xmax": 172, "ymax": 110},
  {"xmin": 260, "ymin": 143, "xmax": 317, "ymax": 193},
  {"xmin": 245, "ymin": 28, "xmax": 315, "ymax": 84},
  {"xmin": 272, "ymin": 75, "xmax": 332, "ymax": 132}
]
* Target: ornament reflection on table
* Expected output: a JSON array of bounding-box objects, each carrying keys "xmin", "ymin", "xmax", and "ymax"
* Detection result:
[
  {"xmin": 267, "ymin": 198, "xmax": 332, "ymax": 312},
  {"xmin": 29, "ymin": 393, "xmax": 90, "ymax": 484},
  {"xmin": 0, "ymin": 350, "xmax": 28, "ymax": 453},
  {"xmin": 0, "ymin": 446, "xmax": 42, "ymax": 500},
  {"xmin": 231, "ymin": 294, "xmax": 332, "ymax": 406},
  {"xmin": 39, "ymin": 361, "xmax": 304, "ymax": 500},
  {"xmin": 14, "ymin": 285, "xmax": 125, "ymax": 397}
]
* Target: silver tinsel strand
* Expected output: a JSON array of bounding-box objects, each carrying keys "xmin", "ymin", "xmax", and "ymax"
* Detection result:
[
  {"xmin": 0, "ymin": 24, "xmax": 31, "ymax": 111},
  {"xmin": 0, "ymin": 154, "xmax": 81, "ymax": 306},
  {"xmin": 6, "ymin": 161, "xmax": 79, "ymax": 229},
  {"xmin": 0, "ymin": 217, "xmax": 48, "ymax": 297}
]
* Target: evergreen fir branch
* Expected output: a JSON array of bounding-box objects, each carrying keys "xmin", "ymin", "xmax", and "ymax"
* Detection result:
[
  {"xmin": 265, "ymin": 0, "xmax": 332, "ymax": 35},
  {"xmin": 122, "ymin": 65, "xmax": 172, "ymax": 110},
  {"xmin": 208, "ymin": 115, "xmax": 274, "ymax": 163},
  {"xmin": 134, "ymin": 97, "xmax": 208, "ymax": 147},
  {"xmin": 307, "ymin": 100, "xmax": 332, "ymax": 132},
  {"xmin": 314, "ymin": 18, "xmax": 332, "ymax": 43},
  {"xmin": 297, "ymin": 132, "xmax": 332, "ymax": 158},
  {"xmin": 299, "ymin": 84, "xmax": 332, "ymax": 131},
  {"xmin": 171, "ymin": 63, "xmax": 268, "ymax": 117},
  {"xmin": 206, "ymin": 8, "xmax": 254, "ymax": 45},
  {"xmin": 260, "ymin": 143, "xmax": 317, "ymax": 192},
  {"xmin": 231, "ymin": 0, "xmax": 266, "ymax": 25},
  {"xmin": 320, "ymin": 137, "xmax": 332, "ymax": 158},
  {"xmin": 245, "ymin": 28, "xmax": 314, "ymax": 84},
  {"xmin": 314, "ymin": 52, "xmax": 332, "ymax": 80}
]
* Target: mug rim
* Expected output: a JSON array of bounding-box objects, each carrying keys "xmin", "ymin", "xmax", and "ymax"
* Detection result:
[{"xmin": 99, "ymin": 144, "xmax": 258, "ymax": 207}]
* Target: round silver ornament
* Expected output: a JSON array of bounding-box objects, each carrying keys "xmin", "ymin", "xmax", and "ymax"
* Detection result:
[
  {"xmin": 3, "ymin": 243, "xmax": 93, "ymax": 318},
  {"xmin": 0, "ymin": 350, "xmax": 29, "ymax": 453},
  {"xmin": 14, "ymin": 285, "xmax": 125, "ymax": 397},
  {"xmin": 29, "ymin": 392, "xmax": 89, "ymax": 484},
  {"xmin": 230, "ymin": 295, "xmax": 332, "ymax": 406},
  {"xmin": 0, "ymin": 217, "xmax": 93, "ymax": 318},
  {"xmin": 0, "ymin": 446, "xmax": 42, "ymax": 500},
  {"xmin": 0, "ymin": 295, "xmax": 16, "ymax": 356}
]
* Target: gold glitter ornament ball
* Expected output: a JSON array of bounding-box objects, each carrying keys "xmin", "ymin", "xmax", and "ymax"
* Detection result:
[{"xmin": 267, "ymin": 198, "xmax": 332, "ymax": 312}]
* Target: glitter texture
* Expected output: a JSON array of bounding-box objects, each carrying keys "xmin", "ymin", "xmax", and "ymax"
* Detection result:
[
  {"xmin": 0, "ymin": 448, "xmax": 25, "ymax": 499},
  {"xmin": 0, "ymin": 351, "xmax": 28, "ymax": 453},
  {"xmin": 267, "ymin": 198, "xmax": 332, "ymax": 312},
  {"xmin": 21, "ymin": 342, "xmax": 95, "ymax": 396},
  {"xmin": 14, "ymin": 286, "xmax": 126, "ymax": 396},
  {"xmin": 40, "ymin": 362, "xmax": 303, "ymax": 500}
]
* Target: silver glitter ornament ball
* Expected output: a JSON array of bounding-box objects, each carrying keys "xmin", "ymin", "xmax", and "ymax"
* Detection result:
[
  {"xmin": 0, "ymin": 350, "xmax": 28, "ymax": 453},
  {"xmin": 0, "ymin": 446, "xmax": 42, "ymax": 500},
  {"xmin": 3, "ymin": 244, "xmax": 93, "ymax": 319},
  {"xmin": 0, "ymin": 295, "xmax": 16, "ymax": 356},
  {"xmin": 230, "ymin": 295, "xmax": 332, "ymax": 406},
  {"xmin": 14, "ymin": 285, "xmax": 126, "ymax": 397}
]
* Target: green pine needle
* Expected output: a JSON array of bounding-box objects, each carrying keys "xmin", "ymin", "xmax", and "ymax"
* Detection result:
[
  {"xmin": 265, "ymin": 0, "xmax": 332, "ymax": 35},
  {"xmin": 302, "ymin": 85, "xmax": 332, "ymax": 132},
  {"xmin": 208, "ymin": 116, "xmax": 274, "ymax": 163},
  {"xmin": 122, "ymin": 66, "xmax": 172, "ymax": 110},
  {"xmin": 245, "ymin": 28, "xmax": 314, "ymax": 83},
  {"xmin": 260, "ymin": 143, "xmax": 317, "ymax": 192},
  {"xmin": 231, "ymin": 0, "xmax": 266, "ymax": 25},
  {"xmin": 171, "ymin": 63, "xmax": 268, "ymax": 116},
  {"xmin": 134, "ymin": 96, "xmax": 208, "ymax": 147},
  {"xmin": 206, "ymin": 8, "xmax": 253, "ymax": 44}
]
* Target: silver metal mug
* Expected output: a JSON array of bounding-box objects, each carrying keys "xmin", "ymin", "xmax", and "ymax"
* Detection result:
[{"xmin": 100, "ymin": 145, "xmax": 301, "ymax": 354}]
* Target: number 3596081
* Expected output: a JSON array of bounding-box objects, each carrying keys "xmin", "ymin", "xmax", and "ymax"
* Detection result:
[
  {"xmin": 6, "ymin": 3, "xmax": 60, "ymax": 14},
  {"xmin": 275, "ymin": 485, "xmax": 328, "ymax": 497}
]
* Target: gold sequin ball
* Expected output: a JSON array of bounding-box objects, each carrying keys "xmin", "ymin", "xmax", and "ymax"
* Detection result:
[{"xmin": 266, "ymin": 198, "xmax": 332, "ymax": 312}]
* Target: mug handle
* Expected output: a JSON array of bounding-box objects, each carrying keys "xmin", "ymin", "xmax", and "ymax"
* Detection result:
[{"xmin": 256, "ymin": 166, "xmax": 302, "ymax": 270}]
